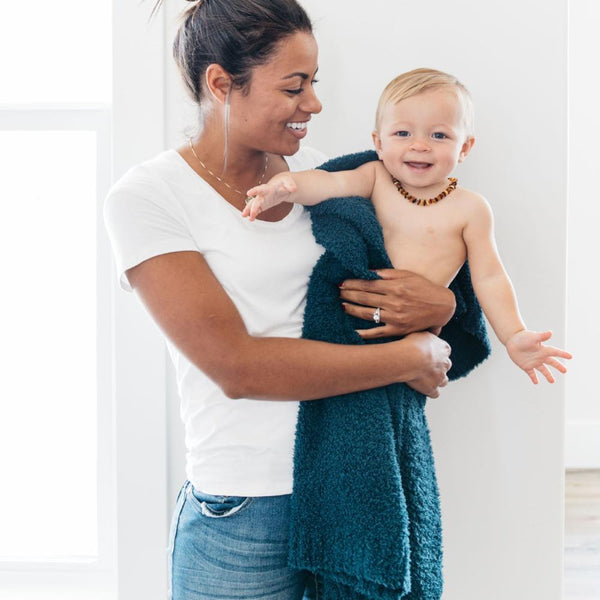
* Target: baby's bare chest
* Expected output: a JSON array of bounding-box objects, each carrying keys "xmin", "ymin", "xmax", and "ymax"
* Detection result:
[
  {"xmin": 372, "ymin": 191, "xmax": 468, "ymax": 286},
  {"xmin": 375, "ymin": 192, "xmax": 465, "ymax": 242}
]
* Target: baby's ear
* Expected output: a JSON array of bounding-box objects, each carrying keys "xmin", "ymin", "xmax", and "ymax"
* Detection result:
[
  {"xmin": 371, "ymin": 130, "xmax": 384, "ymax": 160},
  {"xmin": 458, "ymin": 136, "xmax": 475, "ymax": 163}
]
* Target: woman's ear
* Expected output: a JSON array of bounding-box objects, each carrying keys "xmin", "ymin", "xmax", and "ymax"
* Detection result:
[
  {"xmin": 204, "ymin": 63, "xmax": 233, "ymax": 104},
  {"xmin": 372, "ymin": 130, "xmax": 384, "ymax": 160},
  {"xmin": 458, "ymin": 136, "xmax": 476, "ymax": 163}
]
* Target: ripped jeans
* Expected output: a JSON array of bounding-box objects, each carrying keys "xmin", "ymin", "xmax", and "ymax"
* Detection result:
[{"xmin": 168, "ymin": 481, "xmax": 318, "ymax": 600}]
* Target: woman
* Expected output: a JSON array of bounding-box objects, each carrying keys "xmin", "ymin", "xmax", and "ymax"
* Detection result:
[{"xmin": 104, "ymin": 1, "xmax": 458, "ymax": 598}]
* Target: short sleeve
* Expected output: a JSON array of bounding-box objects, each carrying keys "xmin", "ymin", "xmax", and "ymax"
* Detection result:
[{"xmin": 103, "ymin": 171, "xmax": 198, "ymax": 292}]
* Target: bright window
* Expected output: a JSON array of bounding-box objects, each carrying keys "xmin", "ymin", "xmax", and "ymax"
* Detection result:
[
  {"xmin": 0, "ymin": 130, "xmax": 98, "ymax": 561},
  {"xmin": 0, "ymin": 3, "xmax": 114, "ymax": 598},
  {"xmin": 3, "ymin": 0, "xmax": 181, "ymax": 597}
]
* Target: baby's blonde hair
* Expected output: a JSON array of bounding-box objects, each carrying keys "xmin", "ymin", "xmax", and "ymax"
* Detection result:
[{"xmin": 375, "ymin": 67, "xmax": 475, "ymax": 136}]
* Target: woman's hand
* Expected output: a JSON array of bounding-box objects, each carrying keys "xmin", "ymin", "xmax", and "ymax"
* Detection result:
[
  {"xmin": 505, "ymin": 329, "xmax": 572, "ymax": 384},
  {"xmin": 402, "ymin": 331, "xmax": 452, "ymax": 398},
  {"xmin": 340, "ymin": 269, "xmax": 456, "ymax": 339}
]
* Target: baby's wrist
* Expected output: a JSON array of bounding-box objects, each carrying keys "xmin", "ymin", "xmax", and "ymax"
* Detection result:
[{"xmin": 503, "ymin": 327, "xmax": 527, "ymax": 347}]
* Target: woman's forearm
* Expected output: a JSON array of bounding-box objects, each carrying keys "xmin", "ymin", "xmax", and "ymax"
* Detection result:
[
  {"xmin": 219, "ymin": 334, "xmax": 430, "ymax": 400},
  {"xmin": 128, "ymin": 251, "xmax": 450, "ymax": 401}
]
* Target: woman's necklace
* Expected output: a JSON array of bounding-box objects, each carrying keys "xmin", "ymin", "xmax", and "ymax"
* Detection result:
[
  {"xmin": 392, "ymin": 176, "xmax": 458, "ymax": 206},
  {"xmin": 188, "ymin": 138, "xmax": 269, "ymax": 203}
]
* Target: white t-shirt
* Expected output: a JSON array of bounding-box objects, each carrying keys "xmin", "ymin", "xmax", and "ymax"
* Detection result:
[{"xmin": 104, "ymin": 146, "xmax": 327, "ymax": 496}]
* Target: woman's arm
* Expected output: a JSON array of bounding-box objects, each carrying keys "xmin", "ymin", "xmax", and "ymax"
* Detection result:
[
  {"xmin": 127, "ymin": 250, "xmax": 452, "ymax": 399},
  {"xmin": 243, "ymin": 162, "xmax": 377, "ymax": 221}
]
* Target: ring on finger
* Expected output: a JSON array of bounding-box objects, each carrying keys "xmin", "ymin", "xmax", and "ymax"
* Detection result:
[{"xmin": 373, "ymin": 306, "xmax": 381, "ymax": 324}]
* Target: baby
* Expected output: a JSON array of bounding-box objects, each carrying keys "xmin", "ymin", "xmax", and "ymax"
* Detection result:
[{"xmin": 243, "ymin": 67, "xmax": 571, "ymax": 384}]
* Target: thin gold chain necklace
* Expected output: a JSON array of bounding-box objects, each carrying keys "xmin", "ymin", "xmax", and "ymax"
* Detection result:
[
  {"xmin": 188, "ymin": 138, "xmax": 269, "ymax": 202},
  {"xmin": 392, "ymin": 176, "xmax": 458, "ymax": 206}
]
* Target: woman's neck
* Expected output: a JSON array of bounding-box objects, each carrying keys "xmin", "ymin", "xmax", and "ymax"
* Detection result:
[
  {"xmin": 179, "ymin": 125, "xmax": 293, "ymax": 221},
  {"xmin": 186, "ymin": 129, "xmax": 270, "ymax": 195}
]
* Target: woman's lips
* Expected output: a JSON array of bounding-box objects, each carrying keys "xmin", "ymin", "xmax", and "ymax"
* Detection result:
[{"xmin": 286, "ymin": 121, "xmax": 308, "ymax": 140}]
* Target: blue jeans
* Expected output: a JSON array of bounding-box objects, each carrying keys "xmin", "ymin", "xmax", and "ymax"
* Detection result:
[{"xmin": 168, "ymin": 481, "xmax": 318, "ymax": 600}]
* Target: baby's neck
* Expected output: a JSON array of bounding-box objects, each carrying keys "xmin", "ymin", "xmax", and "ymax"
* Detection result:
[{"xmin": 393, "ymin": 176, "xmax": 457, "ymax": 202}]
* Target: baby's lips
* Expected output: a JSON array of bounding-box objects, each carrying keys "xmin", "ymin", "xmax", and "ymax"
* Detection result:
[{"xmin": 405, "ymin": 161, "xmax": 432, "ymax": 168}]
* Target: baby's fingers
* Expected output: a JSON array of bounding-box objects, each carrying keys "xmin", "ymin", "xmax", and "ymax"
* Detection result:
[
  {"xmin": 252, "ymin": 198, "xmax": 267, "ymax": 220},
  {"xmin": 544, "ymin": 357, "xmax": 568, "ymax": 374},
  {"xmin": 537, "ymin": 364, "xmax": 555, "ymax": 384},
  {"xmin": 246, "ymin": 183, "xmax": 267, "ymax": 198},
  {"xmin": 544, "ymin": 345, "xmax": 573, "ymax": 360},
  {"xmin": 242, "ymin": 198, "xmax": 260, "ymax": 220},
  {"xmin": 241, "ymin": 199, "xmax": 253, "ymax": 218}
]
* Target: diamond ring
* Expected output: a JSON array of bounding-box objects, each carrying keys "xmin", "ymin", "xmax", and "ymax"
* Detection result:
[{"xmin": 373, "ymin": 307, "xmax": 381, "ymax": 324}]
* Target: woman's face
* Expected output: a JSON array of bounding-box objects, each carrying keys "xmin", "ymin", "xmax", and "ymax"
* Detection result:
[{"xmin": 228, "ymin": 32, "xmax": 322, "ymax": 156}]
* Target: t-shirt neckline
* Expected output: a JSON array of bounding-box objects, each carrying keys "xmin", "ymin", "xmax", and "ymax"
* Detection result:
[{"xmin": 168, "ymin": 149, "xmax": 303, "ymax": 227}]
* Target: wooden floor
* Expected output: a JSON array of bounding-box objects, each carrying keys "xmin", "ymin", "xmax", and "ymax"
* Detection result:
[{"xmin": 564, "ymin": 470, "xmax": 600, "ymax": 599}]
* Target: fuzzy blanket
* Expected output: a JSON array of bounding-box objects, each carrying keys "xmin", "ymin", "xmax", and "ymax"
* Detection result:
[{"xmin": 288, "ymin": 151, "xmax": 491, "ymax": 599}]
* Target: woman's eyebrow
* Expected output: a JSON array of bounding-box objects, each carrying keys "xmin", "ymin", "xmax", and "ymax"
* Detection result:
[
  {"xmin": 282, "ymin": 72, "xmax": 309, "ymax": 80},
  {"xmin": 281, "ymin": 67, "xmax": 319, "ymax": 81}
]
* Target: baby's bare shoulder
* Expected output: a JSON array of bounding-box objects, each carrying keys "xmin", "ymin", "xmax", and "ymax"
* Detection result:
[
  {"xmin": 454, "ymin": 186, "xmax": 492, "ymax": 214},
  {"xmin": 453, "ymin": 187, "xmax": 496, "ymax": 235},
  {"xmin": 454, "ymin": 185, "xmax": 487, "ymax": 204}
]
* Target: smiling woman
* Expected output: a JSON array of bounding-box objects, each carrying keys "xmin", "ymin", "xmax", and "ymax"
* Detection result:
[
  {"xmin": 185, "ymin": 30, "xmax": 322, "ymax": 198},
  {"xmin": 104, "ymin": 1, "xmax": 459, "ymax": 598}
]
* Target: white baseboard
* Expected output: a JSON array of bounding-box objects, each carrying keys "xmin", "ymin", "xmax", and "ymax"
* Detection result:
[{"xmin": 565, "ymin": 421, "xmax": 600, "ymax": 469}]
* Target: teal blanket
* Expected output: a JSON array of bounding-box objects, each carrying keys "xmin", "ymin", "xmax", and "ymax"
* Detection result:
[{"xmin": 289, "ymin": 151, "xmax": 490, "ymax": 599}]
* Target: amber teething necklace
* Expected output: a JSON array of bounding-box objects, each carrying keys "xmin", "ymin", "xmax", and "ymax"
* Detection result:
[
  {"xmin": 392, "ymin": 176, "xmax": 458, "ymax": 206},
  {"xmin": 188, "ymin": 138, "xmax": 268, "ymax": 204}
]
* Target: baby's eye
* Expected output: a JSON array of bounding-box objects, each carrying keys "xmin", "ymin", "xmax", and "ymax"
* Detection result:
[
  {"xmin": 395, "ymin": 131, "xmax": 410, "ymax": 137},
  {"xmin": 432, "ymin": 132, "xmax": 448, "ymax": 140}
]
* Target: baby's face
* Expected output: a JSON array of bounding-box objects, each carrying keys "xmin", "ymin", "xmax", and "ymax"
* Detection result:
[{"xmin": 373, "ymin": 87, "xmax": 474, "ymax": 194}]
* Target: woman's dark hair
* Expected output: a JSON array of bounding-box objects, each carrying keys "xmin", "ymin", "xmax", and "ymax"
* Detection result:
[{"xmin": 152, "ymin": 0, "xmax": 313, "ymax": 104}]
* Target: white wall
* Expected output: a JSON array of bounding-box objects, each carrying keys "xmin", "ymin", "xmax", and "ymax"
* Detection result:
[
  {"xmin": 298, "ymin": 2, "xmax": 568, "ymax": 599},
  {"xmin": 163, "ymin": 1, "xmax": 568, "ymax": 599},
  {"xmin": 565, "ymin": 0, "xmax": 600, "ymax": 468},
  {"xmin": 111, "ymin": 3, "xmax": 169, "ymax": 599}
]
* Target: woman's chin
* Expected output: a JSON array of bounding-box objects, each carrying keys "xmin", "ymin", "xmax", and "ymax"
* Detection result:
[{"xmin": 277, "ymin": 138, "xmax": 302, "ymax": 156}]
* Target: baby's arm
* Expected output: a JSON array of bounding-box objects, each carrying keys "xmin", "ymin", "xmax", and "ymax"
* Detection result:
[
  {"xmin": 242, "ymin": 162, "xmax": 377, "ymax": 221},
  {"xmin": 463, "ymin": 196, "xmax": 571, "ymax": 384}
]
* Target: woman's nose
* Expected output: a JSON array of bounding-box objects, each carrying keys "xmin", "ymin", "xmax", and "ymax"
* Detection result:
[{"xmin": 301, "ymin": 86, "xmax": 322, "ymax": 114}]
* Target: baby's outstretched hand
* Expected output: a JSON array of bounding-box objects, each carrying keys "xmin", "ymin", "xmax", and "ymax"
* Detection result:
[
  {"xmin": 243, "ymin": 173, "xmax": 298, "ymax": 221},
  {"xmin": 505, "ymin": 329, "xmax": 572, "ymax": 384}
]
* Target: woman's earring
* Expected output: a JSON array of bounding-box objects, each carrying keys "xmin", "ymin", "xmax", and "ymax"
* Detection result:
[{"xmin": 223, "ymin": 89, "xmax": 231, "ymax": 174}]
